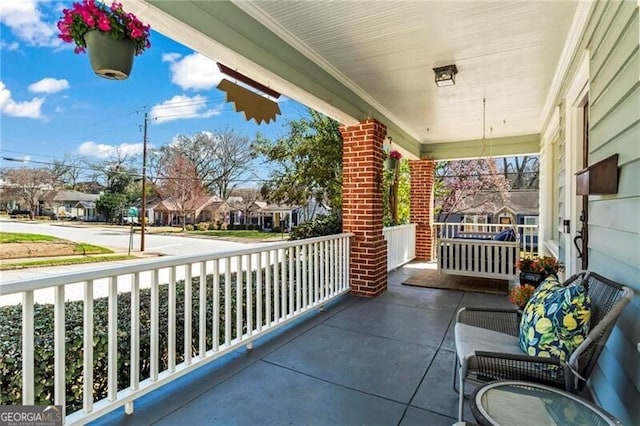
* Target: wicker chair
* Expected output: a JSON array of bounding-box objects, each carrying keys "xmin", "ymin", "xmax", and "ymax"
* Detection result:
[{"xmin": 453, "ymin": 271, "xmax": 633, "ymax": 421}]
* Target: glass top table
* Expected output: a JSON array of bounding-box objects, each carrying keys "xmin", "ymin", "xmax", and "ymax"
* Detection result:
[{"xmin": 470, "ymin": 381, "xmax": 622, "ymax": 426}]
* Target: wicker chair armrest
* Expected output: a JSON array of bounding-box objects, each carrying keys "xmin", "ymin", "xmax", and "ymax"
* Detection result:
[
  {"xmin": 472, "ymin": 351, "xmax": 566, "ymax": 389},
  {"xmin": 456, "ymin": 307, "xmax": 521, "ymax": 336}
]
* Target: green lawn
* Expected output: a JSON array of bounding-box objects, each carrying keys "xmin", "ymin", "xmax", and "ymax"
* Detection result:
[
  {"xmin": 0, "ymin": 232, "xmax": 60, "ymax": 243},
  {"xmin": 73, "ymin": 243, "xmax": 113, "ymax": 255}
]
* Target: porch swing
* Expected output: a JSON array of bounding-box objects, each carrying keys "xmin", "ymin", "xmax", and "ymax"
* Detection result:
[{"xmin": 437, "ymin": 99, "xmax": 519, "ymax": 281}]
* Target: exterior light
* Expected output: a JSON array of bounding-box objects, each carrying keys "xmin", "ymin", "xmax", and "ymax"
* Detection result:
[{"xmin": 433, "ymin": 64, "xmax": 458, "ymax": 87}]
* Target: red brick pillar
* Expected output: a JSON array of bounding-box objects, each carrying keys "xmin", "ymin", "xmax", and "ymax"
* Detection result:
[
  {"xmin": 340, "ymin": 119, "xmax": 387, "ymax": 297},
  {"xmin": 410, "ymin": 159, "xmax": 435, "ymax": 260}
]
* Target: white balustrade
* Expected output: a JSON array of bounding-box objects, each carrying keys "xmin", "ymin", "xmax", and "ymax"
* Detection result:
[
  {"xmin": 383, "ymin": 224, "xmax": 417, "ymax": 271},
  {"xmin": 0, "ymin": 233, "xmax": 352, "ymax": 425}
]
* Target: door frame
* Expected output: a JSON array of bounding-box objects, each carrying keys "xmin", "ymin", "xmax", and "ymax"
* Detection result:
[{"xmin": 564, "ymin": 53, "xmax": 589, "ymax": 275}]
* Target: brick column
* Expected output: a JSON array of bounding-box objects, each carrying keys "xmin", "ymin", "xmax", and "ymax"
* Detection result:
[
  {"xmin": 410, "ymin": 159, "xmax": 435, "ymax": 260},
  {"xmin": 340, "ymin": 119, "xmax": 387, "ymax": 297}
]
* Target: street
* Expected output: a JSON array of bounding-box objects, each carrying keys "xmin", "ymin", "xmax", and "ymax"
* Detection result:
[{"xmin": 0, "ymin": 221, "xmax": 266, "ymax": 292}]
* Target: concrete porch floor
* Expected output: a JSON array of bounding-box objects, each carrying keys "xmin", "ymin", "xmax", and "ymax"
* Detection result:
[{"xmin": 92, "ymin": 261, "xmax": 514, "ymax": 426}]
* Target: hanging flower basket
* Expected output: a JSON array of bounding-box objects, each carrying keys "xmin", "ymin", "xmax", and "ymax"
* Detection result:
[
  {"xmin": 385, "ymin": 150, "xmax": 402, "ymax": 170},
  {"xmin": 84, "ymin": 30, "xmax": 135, "ymax": 80},
  {"xmin": 385, "ymin": 157, "xmax": 397, "ymax": 170},
  {"xmin": 57, "ymin": 0, "xmax": 151, "ymax": 80}
]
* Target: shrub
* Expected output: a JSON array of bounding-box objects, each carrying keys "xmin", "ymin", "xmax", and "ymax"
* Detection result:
[
  {"xmin": 0, "ymin": 268, "xmax": 291, "ymax": 415},
  {"xmin": 272, "ymin": 226, "xmax": 282, "ymax": 234},
  {"xmin": 208, "ymin": 222, "xmax": 217, "ymax": 231},
  {"xmin": 289, "ymin": 211, "xmax": 342, "ymax": 240},
  {"xmin": 196, "ymin": 222, "xmax": 209, "ymax": 231},
  {"xmin": 185, "ymin": 224, "xmax": 194, "ymax": 231}
]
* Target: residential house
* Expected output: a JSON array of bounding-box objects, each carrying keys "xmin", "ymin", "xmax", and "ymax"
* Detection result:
[
  {"xmin": 50, "ymin": 190, "xmax": 100, "ymax": 220},
  {"xmin": 7, "ymin": 2, "xmax": 637, "ymax": 424},
  {"xmin": 120, "ymin": 1, "xmax": 637, "ymax": 421},
  {"xmin": 154, "ymin": 195, "xmax": 227, "ymax": 227},
  {"xmin": 437, "ymin": 189, "xmax": 539, "ymax": 228}
]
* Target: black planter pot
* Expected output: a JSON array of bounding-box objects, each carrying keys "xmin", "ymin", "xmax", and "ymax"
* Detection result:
[{"xmin": 519, "ymin": 271, "xmax": 547, "ymax": 287}]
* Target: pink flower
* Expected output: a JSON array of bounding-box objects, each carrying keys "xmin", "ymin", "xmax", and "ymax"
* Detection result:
[
  {"xmin": 56, "ymin": 0, "xmax": 151, "ymax": 55},
  {"xmin": 389, "ymin": 150, "xmax": 402, "ymax": 160},
  {"xmin": 97, "ymin": 14, "xmax": 111, "ymax": 31}
]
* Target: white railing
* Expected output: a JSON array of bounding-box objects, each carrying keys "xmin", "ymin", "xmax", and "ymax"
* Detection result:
[
  {"xmin": 0, "ymin": 233, "xmax": 352, "ymax": 425},
  {"xmin": 383, "ymin": 223, "xmax": 417, "ymax": 271},
  {"xmin": 434, "ymin": 222, "xmax": 539, "ymax": 257}
]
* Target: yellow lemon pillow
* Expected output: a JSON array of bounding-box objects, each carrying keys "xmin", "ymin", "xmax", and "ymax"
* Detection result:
[{"xmin": 518, "ymin": 276, "xmax": 591, "ymax": 361}]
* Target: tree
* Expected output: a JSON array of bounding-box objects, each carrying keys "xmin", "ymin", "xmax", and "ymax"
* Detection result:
[
  {"xmin": 157, "ymin": 155, "xmax": 206, "ymax": 230},
  {"xmin": 85, "ymin": 151, "xmax": 138, "ymax": 194},
  {"xmin": 1, "ymin": 168, "xmax": 55, "ymax": 219},
  {"xmin": 49, "ymin": 156, "xmax": 82, "ymax": 189},
  {"xmin": 254, "ymin": 108, "xmax": 342, "ymax": 208},
  {"xmin": 382, "ymin": 160, "xmax": 410, "ymax": 226},
  {"xmin": 154, "ymin": 129, "xmax": 254, "ymax": 199},
  {"xmin": 96, "ymin": 191, "xmax": 128, "ymax": 224},
  {"xmin": 499, "ymin": 156, "xmax": 539, "ymax": 189},
  {"xmin": 435, "ymin": 159, "xmax": 511, "ymax": 222}
]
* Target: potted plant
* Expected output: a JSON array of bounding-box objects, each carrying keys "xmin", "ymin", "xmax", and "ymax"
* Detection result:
[
  {"xmin": 57, "ymin": 0, "xmax": 151, "ymax": 80},
  {"xmin": 516, "ymin": 255, "xmax": 564, "ymax": 287},
  {"xmin": 508, "ymin": 284, "xmax": 536, "ymax": 311},
  {"xmin": 385, "ymin": 149, "xmax": 402, "ymax": 170}
]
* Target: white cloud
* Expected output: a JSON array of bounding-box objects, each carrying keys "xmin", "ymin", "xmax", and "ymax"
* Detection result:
[
  {"xmin": 28, "ymin": 78, "xmax": 70, "ymax": 94},
  {"xmin": 0, "ymin": 81, "xmax": 45, "ymax": 119},
  {"xmin": 0, "ymin": 0, "xmax": 60, "ymax": 47},
  {"xmin": 167, "ymin": 53, "xmax": 223, "ymax": 90},
  {"xmin": 162, "ymin": 52, "xmax": 182, "ymax": 63},
  {"xmin": 150, "ymin": 94, "xmax": 223, "ymax": 124},
  {"xmin": 76, "ymin": 141, "xmax": 145, "ymax": 159},
  {"xmin": 1, "ymin": 40, "xmax": 20, "ymax": 51}
]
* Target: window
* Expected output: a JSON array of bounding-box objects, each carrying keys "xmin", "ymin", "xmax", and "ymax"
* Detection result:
[
  {"xmin": 499, "ymin": 216, "xmax": 513, "ymax": 225},
  {"xmin": 462, "ymin": 215, "xmax": 488, "ymax": 232},
  {"xmin": 523, "ymin": 216, "xmax": 538, "ymax": 226}
]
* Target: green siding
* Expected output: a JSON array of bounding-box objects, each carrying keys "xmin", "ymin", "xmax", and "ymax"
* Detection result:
[
  {"xmin": 589, "ymin": 197, "xmax": 640, "ymax": 233},
  {"xmin": 546, "ymin": 1, "xmax": 640, "ymax": 423},
  {"xmin": 583, "ymin": 2, "xmax": 640, "ymax": 423},
  {"xmin": 590, "ymin": 120, "xmax": 640, "ymax": 164}
]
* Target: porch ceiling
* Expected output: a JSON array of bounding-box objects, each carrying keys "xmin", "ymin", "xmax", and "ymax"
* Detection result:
[{"xmin": 121, "ymin": 1, "xmax": 580, "ymax": 159}]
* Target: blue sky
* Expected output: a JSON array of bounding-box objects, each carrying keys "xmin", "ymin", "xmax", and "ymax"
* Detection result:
[{"xmin": 0, "ymin": 1, "xmax": 307, "ymax": 183}]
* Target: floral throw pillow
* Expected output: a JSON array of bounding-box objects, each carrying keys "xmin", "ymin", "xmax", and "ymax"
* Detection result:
[{"xmin": 518, "ymin": 276, "xmax": 591, "ymax": 361}]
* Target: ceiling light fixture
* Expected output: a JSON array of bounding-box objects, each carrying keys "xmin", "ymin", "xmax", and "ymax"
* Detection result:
[{"xmin": 433, "ymin": 64, "xmax": 458, "ymax": 87}]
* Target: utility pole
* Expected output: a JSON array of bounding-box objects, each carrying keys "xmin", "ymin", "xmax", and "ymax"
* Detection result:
[{"xmin": 140, "ymin": 112, "xmax": 148, "ymax": 252}]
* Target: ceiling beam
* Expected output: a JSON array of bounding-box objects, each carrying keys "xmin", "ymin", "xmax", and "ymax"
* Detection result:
[{"xmin": 420, "ymin": 134, "xmax": 540, "ymax": 161}]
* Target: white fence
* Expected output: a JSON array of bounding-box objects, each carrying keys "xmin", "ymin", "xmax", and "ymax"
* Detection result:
[
  {"xmin": 383, "ymin": 224, "xmax": 417, "ymax": 271},
  {"xmin": 0, "ymin": 234, "xmax": 352, "ymax": 425}
]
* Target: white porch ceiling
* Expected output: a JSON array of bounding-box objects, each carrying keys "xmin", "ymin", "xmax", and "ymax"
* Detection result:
[
  {"xmin": 236, "ymin": 0, "xmax": 578, "ymax": 144},
  {"xmin": 122, "ymin": 0, "xmax": 581, "ymax": 156}
]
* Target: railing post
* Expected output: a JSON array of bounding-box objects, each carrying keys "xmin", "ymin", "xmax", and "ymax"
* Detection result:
[{"xmin": 22, "ymin": 291, "xmax": 34, "ymax": 405}]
